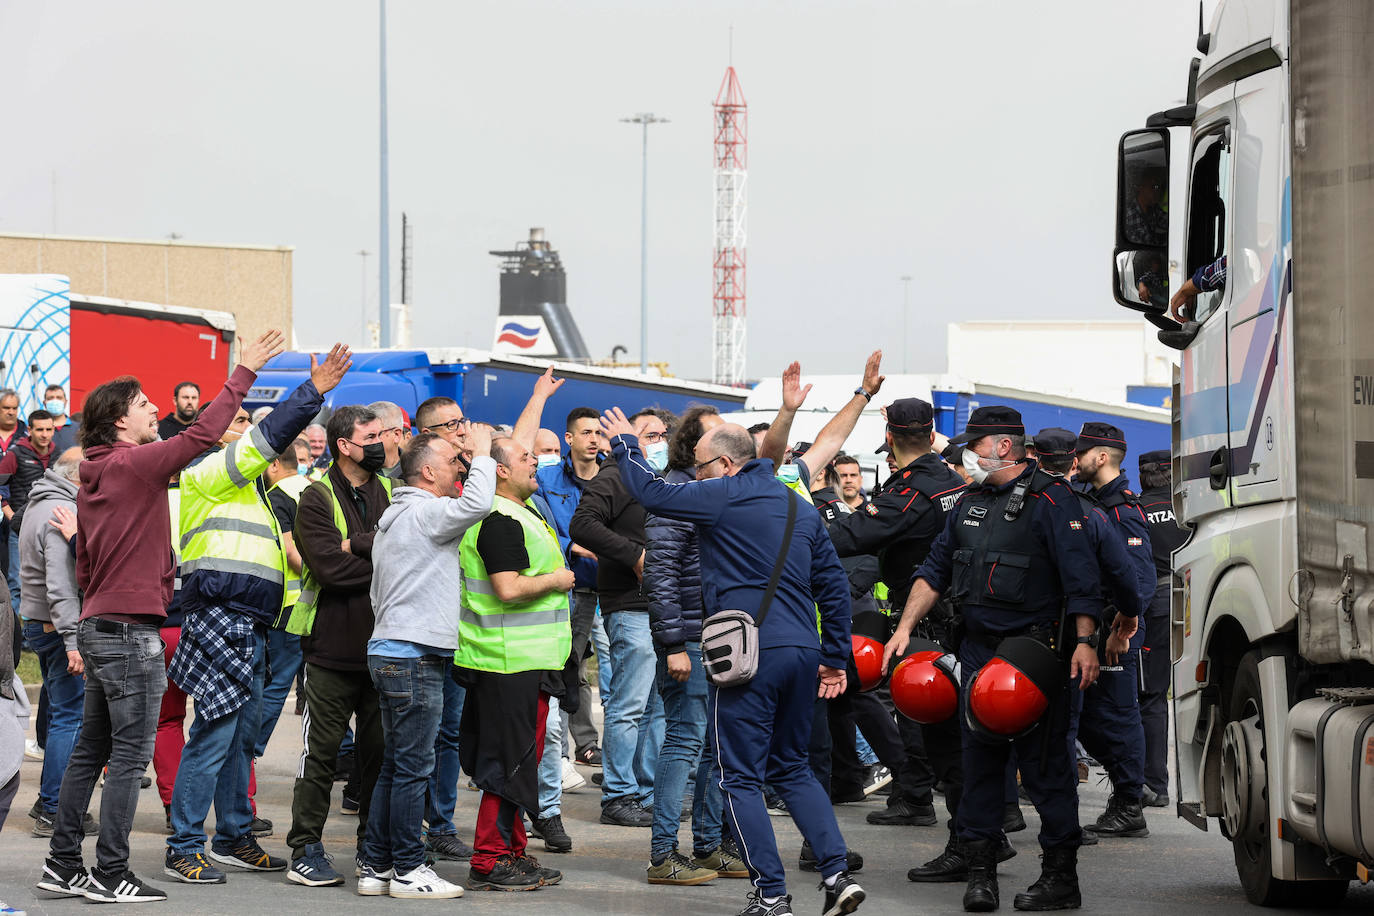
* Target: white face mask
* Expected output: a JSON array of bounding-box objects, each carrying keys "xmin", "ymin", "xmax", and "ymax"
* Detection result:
[
  {"xmin": 536, "ymin": 453, "xmax": 561, "ymax": 469},
  {"xmin": 963, "ymin": 446, "xmax": 1012, "ymax": 485},
  {"xmin": 643, "ymin": 441, "xmax": 669, "ymax": 472}
]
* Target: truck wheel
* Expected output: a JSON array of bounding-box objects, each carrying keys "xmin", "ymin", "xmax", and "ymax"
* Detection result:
[{"xmin": 1225, "ymin": 652, "xmax": 1347, "ymax": 907}]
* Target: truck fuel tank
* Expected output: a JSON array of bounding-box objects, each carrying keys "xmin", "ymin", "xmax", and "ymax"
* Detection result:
[{"xmin": 1283, "ymin": 690, "xmax": 1374, "ymax": 866}]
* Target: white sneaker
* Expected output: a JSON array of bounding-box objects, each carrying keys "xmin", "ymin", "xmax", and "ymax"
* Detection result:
[
  {"xmin": 562, "ymin": 758, "xmax": 587, "ymax": 791},
  {"xmin": 389, "ymin": 865, "xmax": 463, "ymax": 899},
  {"xmin": 24, "ymin": 739, "xmax": 43, "ymax": 761},
  {"xmin": 356, "ymin": 864, "xmax": 393, "ymax": 896}
]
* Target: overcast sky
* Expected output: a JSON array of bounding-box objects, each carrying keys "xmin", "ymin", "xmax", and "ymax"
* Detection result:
[{"xmin": 0, "ymin": 1, "xmax": 1210, "ymax": 382}]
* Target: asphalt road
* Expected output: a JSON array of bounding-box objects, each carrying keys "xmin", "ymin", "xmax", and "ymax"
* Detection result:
[{"xmin": 3, "ymin": 694, "xmax": 1373, "ymax": 916}]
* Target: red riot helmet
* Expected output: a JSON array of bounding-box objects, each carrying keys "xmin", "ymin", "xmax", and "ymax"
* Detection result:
[
  {"xmin": 890, "ymin": 638, "xmax": 961, "ymax": 724},
  {"xmin": 965, "ymin": 636, "xmax": 1064, "ymax": 739},
  {"xmin": 849, "ymin": 611, "xmax": 892, "ymax": 692}
]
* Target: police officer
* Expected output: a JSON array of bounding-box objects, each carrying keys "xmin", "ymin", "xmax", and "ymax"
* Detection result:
[
  {"xmin": 1136, "ymin": 449, "xmax": 1185, "ymax": 808},
  {"xmin": 827, "ymin": 400, "xmax": 972, "ymax": 852},
  {"xmin": 1071, "ymin": 422, "xmax": 1153, "ymax": 839},
  {"xmin": 882, "ymin": 406, "xmax": 1105, "ymax": 913}
]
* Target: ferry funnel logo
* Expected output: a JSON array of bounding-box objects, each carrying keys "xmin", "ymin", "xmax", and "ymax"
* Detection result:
[{"xmin": 496, "ymin": 321, "xmax": 541, "ymax": 349}]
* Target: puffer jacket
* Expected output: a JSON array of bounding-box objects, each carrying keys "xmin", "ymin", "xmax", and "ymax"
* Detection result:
[{"xmin": 643, "ymin": 468, "xmax": 705, "ymax": 653}]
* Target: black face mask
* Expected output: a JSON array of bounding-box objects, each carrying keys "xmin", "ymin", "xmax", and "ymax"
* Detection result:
[{"xmin": 348, "ymin": 440, "xmax": 387, "ymax": 474}]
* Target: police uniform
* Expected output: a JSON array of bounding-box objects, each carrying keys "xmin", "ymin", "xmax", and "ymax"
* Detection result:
[
  {"xmin": 1137, "ymin": 449, "xmax": 1185, "ymax": 804},
  {"xmin": 914, "ymin": 406, "xmax": 1102, "ymax": 903},
  {"xmin": 1066, "ymin": 423, "xmax": 1152, "ymax": 836},
  {"xmin": 828, "ymin": 399, "xmax": 968, "ymax": 831}
]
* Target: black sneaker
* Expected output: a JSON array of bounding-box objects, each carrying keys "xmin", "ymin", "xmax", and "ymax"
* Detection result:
[
  {"xmin": 531, "ymin": 814, "xmax": 572, "ymax": 853},
  {"xmin": 1141, "ymin": 786, "xmax": 1170, "ymax": 808},
  {"xmin": 765, "ymin": 795, "xmax": 790, "ymax": 817},
  {"xmin": 739, "ymin": 891, "xmax": 794, "ymax": 915},
  {"xmin": 515, "ymin": 853, "xmax": 561, "ymax": 886},
  {"xmin": 27, "ymin": 798, "xmax": 43, "ymax": 820},
  {"xmin": 35, "ymin": 859, "xmax": 90, "ymax": 897},
  {"xmin": 425, "ymin": 832, "xmax": 474, "ymax": 861},
  {"xmin": 208, "ymin": 836, "xmax": 288, "ymax": 871},
  {"xmin": 861, "ymin": 764, "xmax": 893, "ymax": 797},
  {"xmin": 821, "ymin": 871, "xmax": 865, "ymax": 916},
  {"xmin": 84, "ymin": 868, "xmax": 168, "ymax": 903},
  {"xmin": 799, "ymin": 839, "xmax": 864, "ymax": 873},
  {"xmin": 600, "ymin": 797, "xmax": 653, "ymax": 827},
  {"xmin": 340, "ymin": 786, "xmax": 360, "ymax": 815},
  {"xmin": 574, "ymin": 744, "xmax": 603, "ymax": 767},
  {"xmin": 251, "ymin": 816, "xmax": 273, "ymax": 837},
  {"xmin": 466, "ymin": 854, "xmax": 543, "ymax": 891},
  {"xmin": 865, "ymin": 797, "xmax": 936, "ymax": 826},
  {"xmin": 164, "ymin": 850, "xmax": 227, "ymax": 884},
  {"xmin": 1003, "ymin": 804, "xmax": 1027, "ymax": 833}
]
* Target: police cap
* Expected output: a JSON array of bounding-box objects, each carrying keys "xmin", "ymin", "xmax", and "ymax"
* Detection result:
[
  {"xmin": 1139, "ymin": 449, "xmax": 1170, "ymax": 470},
  {"xmin": 950, "ymin": 405, "xmax": 1024, "ymax": 445},
  {"xmin": 875, "ymin": 442, "xmax": 891, "ymax": 455},
  {"xmin": 1031, "ymin": 427, "xmax": 1077, "ymax": 458},
  {"xmin": 1076, "ymin": 421, "xmax": 1128, "ymax": 455},
  {"xmin": 886, "ymin": 398, "xmax": 934, "ymax": 433}
]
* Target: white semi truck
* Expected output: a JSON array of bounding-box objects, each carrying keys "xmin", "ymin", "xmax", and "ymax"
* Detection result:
[{"xmin": 1110, "ymin": 0, "xmax": 1373, "ymax": 905}]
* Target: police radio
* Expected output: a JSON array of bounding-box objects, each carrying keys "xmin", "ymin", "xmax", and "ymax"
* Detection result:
[{"xmin": 1003, "ymin": 477, "xmax": 1032, "ymax": 521}]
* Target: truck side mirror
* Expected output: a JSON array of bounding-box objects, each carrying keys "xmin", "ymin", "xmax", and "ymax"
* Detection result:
[{"xmin": 1113, "ymin": 128, "xmax": 1171, "ymax": 314}]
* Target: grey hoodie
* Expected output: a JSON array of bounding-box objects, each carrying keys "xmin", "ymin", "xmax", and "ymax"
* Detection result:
[
  {"xmin": 369, "ymin": 457, "xmax": 498, "ymax": 650},
  {"xmin": 19, "ymin": 468, "xmax": 81, "ymax": 652}
]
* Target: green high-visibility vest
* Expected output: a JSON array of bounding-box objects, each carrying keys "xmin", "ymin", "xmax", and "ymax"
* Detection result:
[
  {"xmin": 455, "ymin": 494, "xmax": 571, "ymax": 674},
  {"xmin": 286, "ymin": 474, "xmax": 393, "ymax": 636},
  {"xmin": 269, "ymin": 474, "xmax": 311, "ymax": 608}
]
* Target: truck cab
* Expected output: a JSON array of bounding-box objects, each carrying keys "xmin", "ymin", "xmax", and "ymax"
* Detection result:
[{"xmin": 1111, "ymin": 0, "xmax": 1374, "ymax": 906}]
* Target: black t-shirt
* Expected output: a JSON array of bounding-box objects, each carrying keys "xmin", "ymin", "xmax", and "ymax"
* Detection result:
[
  {"xmin": 476, "ymin": 510, "xmax": 534, "ymax": 574},
  {"xmin": 267, "ymin": 487, "xmax": 298, "ymax": 533}
]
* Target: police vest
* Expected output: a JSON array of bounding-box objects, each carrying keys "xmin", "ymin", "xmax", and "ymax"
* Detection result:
[
  {"xmin": 455, "ymin": 495, "xmax": 571, "ymax": 674},
  {"xmin": 269, "ymin": 474, "xmax": 311, "ymax": 608},
  {"xmin": 877, "ymin": 460, "xmax": 966, "ymax": 597},
  {"xmin": 178, "ymin": 429, "xmax": 289, "ymax": 625},
  {"xmin": 286, "ymin": 474, "xmax": 394, "ymax": 636},
  {"xmin": 948, "ymin": 469, "xmax": 1063, "ymax": 620}
]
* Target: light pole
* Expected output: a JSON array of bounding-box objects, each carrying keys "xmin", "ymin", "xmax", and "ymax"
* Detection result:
[
  {"xmin": 359, "ymin": 250, "xmax": 372, "ymax": 345},
  {"xmin": 378, "ymin": 0, "xmax": 392, "ymax": 348},
  {"xmin": 621, "ymin": 112, "xmax": 669, "ymax": 374},
  {"xmin": 900, "ymin": 275, "xmax": 913, "ymax": 373}
]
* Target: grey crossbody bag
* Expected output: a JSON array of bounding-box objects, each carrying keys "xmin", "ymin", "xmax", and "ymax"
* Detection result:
[{"xmin": 700, "ymin": 491, "xmax": 798, "ymax": 688}]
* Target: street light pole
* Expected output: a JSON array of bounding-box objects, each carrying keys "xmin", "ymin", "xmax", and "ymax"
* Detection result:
[
  {"xmin": 621, "ymin": 113, "xmax": 668, "ymax": 374},
  {"xmin": 359, "ymin": 250, "xmax": 372, "ymax": 346},
  {"xmin": 378, "ymin": 0, "xmax": 392, "ymax": 348},
  {"xmin": 900, "ymin": 275, "xmax": 913, "ymax": 373}
]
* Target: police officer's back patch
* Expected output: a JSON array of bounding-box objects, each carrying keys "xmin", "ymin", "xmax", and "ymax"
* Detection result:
[{"xmin": 865, "ymin": 504, "xmax": 878, "ymax": 516}]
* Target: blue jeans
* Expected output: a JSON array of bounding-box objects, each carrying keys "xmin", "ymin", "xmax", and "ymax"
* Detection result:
[
  {"xmin": 255, "ymin": 629, "xmax": 302, "ymax": 756},
  {"xmin": 537, "ymin": 696, "xmax": 563, "ymax": 817},
  {"xmin": 6, "ymin": 529, "xmax": 20, "ymax": 614},
  {"xmin": 424, "ymin": 673, "xmax": 465, "ymax": 836},
  {"xmin": 22, "ymin": 621, "xmax": 85, "ymax": 813},
  {"xmin": 593, "ymin": 610, "xmax": 611, "ymax": 701},
  {"xmin": 855, "ymin": 727, "xmax": 879, "ymax": 767},
  {"xmin": 651, "ymin": 643, "xmax": 722, "ymax": 860},
  {"xmin": 364, "ymin": 654, "xmax": 448, "ymax": 873},
  {"xmin": 168, "ymin": 624, "xmax": 265, "ymax": 855},
  {"xmin": 51, "ymin": 619, "xmax": 167, "ymax": 876},
  {"xmin": 602, "ymin": 611, "xmax": 658, "ymax": 804}
]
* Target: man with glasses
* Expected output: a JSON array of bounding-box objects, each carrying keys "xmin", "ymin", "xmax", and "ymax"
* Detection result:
[{"xmin": 571, "ymin": 409, "xmax": 669, "ymax": 828}]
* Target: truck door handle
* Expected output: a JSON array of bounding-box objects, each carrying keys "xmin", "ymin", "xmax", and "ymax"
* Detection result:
[{"xmin": 1209, "ymin": 446, "xmax": 1229, "ymax": 491}]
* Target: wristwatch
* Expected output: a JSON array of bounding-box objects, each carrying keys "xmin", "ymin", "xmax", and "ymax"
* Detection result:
[
  {"xmin": 1076, "ymin": 633, "xmax": 1100, "ymax": 649},
  {"xmin": 854, "ymin": 387, "xmax": 873, "ymax": 401}
]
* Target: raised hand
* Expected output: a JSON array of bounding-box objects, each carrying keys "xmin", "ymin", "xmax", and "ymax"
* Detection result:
[
  {"xmin": 241, "ymin": 329, "xmax": 287, "ymax": 373},
  {"xmin": 533, "ymin": 366, "xmax": 565, "ymax": 400},
  {"xmin": 599, "ymin": 407, "xmax": 637, "ymax": 441},
  {"xmin": 781, "ymin": 362, "xmax": 812, "ymax": 411},
  {"xmin": 309, "ymin": 343, "xmax": 353, "ymax": 394},
  {"xmin": 465, "ymin": 422, "xmax": 493, "ymax": 458},
  {"xmin": 861, "ymin": 350, "xmax": 885, "ymax": 396}
]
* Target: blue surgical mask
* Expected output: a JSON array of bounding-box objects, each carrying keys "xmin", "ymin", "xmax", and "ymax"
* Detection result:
[
  {"xmin": 644, "ymin": 441, "xmax": 669, "ymax": 472},
  {"xmin": 776, "ymin": 463, "xmax": 800, "ymax": 484},
  {"xmin": 297, "ymin": 463, "xmax": 310, "ymax": 477},
  {"xmin": 45, "ymin": 399, "xmax": 65, "ymax": 415},
  {"xmin": 536, "ymin": 453, "xmax": 561, "ymax": 469}
]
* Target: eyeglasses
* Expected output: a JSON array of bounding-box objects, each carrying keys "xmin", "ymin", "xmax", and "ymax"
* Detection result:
[
  {"xmin": 694, "ymin": 455, "xmax": 725, "ymax": 475},
  {"xmin": 641, "ymin": 430, "xmax": 668, "ymax": 444},
  {"xmin": 425, "ymin": 418, "xmax": 468, "ymax": 433}
]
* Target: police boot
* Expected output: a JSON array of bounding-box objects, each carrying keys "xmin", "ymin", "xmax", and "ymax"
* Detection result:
[
  {"xmin": 909, "ymin": 833, "xmax": 967, "ymax": 883},
  {"xmin": 961, "ymin": 840, "xmax": 999, "ymax": 912},
  {"xmin": 1012, "ymin": 846, "xmax": 1081, "ymax": 910},
  {"xmin": 1084, "ymin": 794, "xmax": 1148, "ymax": 838}
]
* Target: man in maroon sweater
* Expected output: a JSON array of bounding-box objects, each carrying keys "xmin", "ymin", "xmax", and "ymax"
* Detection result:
[{"xmin": 36, "ymin": 330, "xmax": 285, "ymax": 906}]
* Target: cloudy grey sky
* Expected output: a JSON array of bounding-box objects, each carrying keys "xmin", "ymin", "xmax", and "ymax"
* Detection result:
[{"xmin": 0, "ymin": 1, "xmax": 1208, "ymax": 381}]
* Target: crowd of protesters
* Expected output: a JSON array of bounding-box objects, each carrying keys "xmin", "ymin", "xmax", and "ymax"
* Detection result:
[{"xmin": 0, "ymin": 341, "xmax": 1184, "ymax": 916}]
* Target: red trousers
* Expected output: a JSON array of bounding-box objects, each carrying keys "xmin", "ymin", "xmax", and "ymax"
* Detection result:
[
  {"xmin": 153, "ymin": 626, "xmax": 187, "ymax": 808},
  {"xmin": 470, "ymin": 694, "xmax": 549, "ymax": 873}
]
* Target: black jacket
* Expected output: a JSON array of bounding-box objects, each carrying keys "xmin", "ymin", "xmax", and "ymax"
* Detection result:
[
  {"xmin": 643, "ymin": 468, "xmax": 704, "ymax": 652},
  {"xmin": 569, "ymin": 455, "xmax": 647, "ymax": 614},
  {"xmin": 0, "ymin": 437, "xmax": 54, "ymax": 533},
  {"xmin": 813, "ymin": 486, "xmax": 881, "ymax": 614}
]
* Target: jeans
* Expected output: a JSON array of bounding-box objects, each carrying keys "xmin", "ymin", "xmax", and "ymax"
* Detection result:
[
  {"xmin": 364, "ymin": 654, "xmax": 448, "ymax": 873},
  {"xmin": 22, "ymin": 620, "xmax": 85, "ymax": 814},
  {"xmin": 602, "ymin": 611, "xmax": 659, "ymax": 804},
  {"xmin": 6, "ymin": 529, "xmax": 20, "ymax": 615},
  {"xmin": 593, "ymin": 610, "xmax": 611, "ymax": 702},
  {"xmin": 650, "ymin": 643, "xmax": 722, "ymax": 859},
  {"xmin": 50, "ymin": 618, "xmax": 167, "ymax": 876},
  {"xmin": 168, "ymin": 623, "xmax": 265, "ymax": 855},
  {"xmin": 424, "ymin": 673, "xmax": 465, "ymax": 836},
  {"xmin": 255, "ymin": 628, "xmax": 302, "ymax": 756},
  {"xmin": 855, "ymin": 728, "xmax": 878, "ymax": 767},
  {"xmin": 537, "ymin": 696, "xmax": 563, "ymax": 817}
]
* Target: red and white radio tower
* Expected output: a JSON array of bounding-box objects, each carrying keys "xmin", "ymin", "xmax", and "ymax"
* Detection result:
[{"xmin": 712, "ymin": 67, "xmax": 747, "ymax": 386}]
